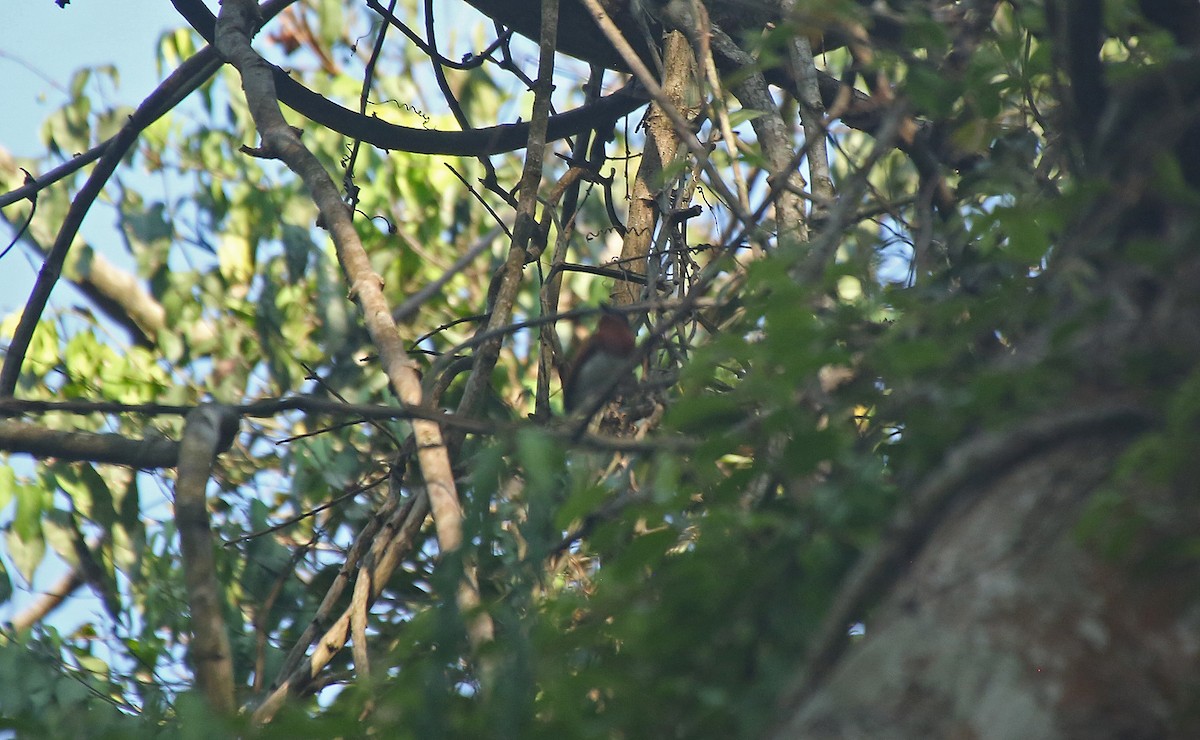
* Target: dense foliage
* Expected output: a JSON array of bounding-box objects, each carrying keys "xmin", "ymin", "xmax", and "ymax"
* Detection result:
[{"xmin": 2, "ymin": 0, "xmax": 1199, "ymax": 736}]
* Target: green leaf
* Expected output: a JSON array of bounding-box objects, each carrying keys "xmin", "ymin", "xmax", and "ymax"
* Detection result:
[
  {"xmin": 8, "ymin": 479, "xmax": 48, "ymax": 582},
  {"xmin": 0, "ymin": 465, "xmax": 15, "ymax": 512},
  {"xmin": 517, "ymin": 428, "xmax": 562, "ymax": 497},
  {"xmin": 0, "ymin": 558, "xmax": 12, "ymax": 604},
  {"xmin": 556, "ymin": 481, "xmax": 608, "ymax": 530},
  {"xmin": 906, "ymin": 64, "xmax": 962, "ymax": 117},
  {"xmin": 727, "ymin": 108, "xmax": 767, "ymax": 127}
]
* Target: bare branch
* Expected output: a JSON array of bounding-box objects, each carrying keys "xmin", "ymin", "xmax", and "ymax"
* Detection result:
[
  {"xmin": 174, "ymin": 404, "xmax": 241, "ymax": 715},
  {"xmin": 172, "ymin": 0, "xmax": 647, "ymax": 155},
  {"xmin": 254, "ymin": 486, "xmax": 430, "ymax": 723},
  {"xmin": 0, "ymin": 419, "xmax": 181, "ymax": 468},
  {"xmin": 214, "ymin": 0, "xmax": 493, "ymax": 706},
  {"xmin": 7, "ymin": 561, "xmax": 86, "ymax": 633}
]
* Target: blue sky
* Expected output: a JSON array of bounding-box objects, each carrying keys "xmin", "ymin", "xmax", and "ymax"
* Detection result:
[
  {"xmin": 0, "ymin": 1, "xmax": 182, "ymax": 157},
  {"xmin": 0, "ymin": 0, "xmax": 183, "ymax": 314}
]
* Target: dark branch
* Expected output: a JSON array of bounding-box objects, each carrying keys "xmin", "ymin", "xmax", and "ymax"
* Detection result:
[{"xmin": 171, "ymin": 0, "xmax": 647, "ymax": 155}]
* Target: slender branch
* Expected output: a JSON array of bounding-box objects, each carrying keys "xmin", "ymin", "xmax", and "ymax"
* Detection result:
[
  {"xmin": 453, "ymin": 0, "xmax": 560, "ymax": 421},
  {"xmin": 577, "ymin": 0, "xmax": 698, "ymax": 158},
  {"xmin": 391, "ymin": 228, "xmax": 500, "ymax": 323},
  {"xmin": 707, "ymin": 25, "xmax": 808, "ymax": 245},
  {"xmin": 612, "ymin": 31, "xmax": 696, "ymax": 307},
  {"xmin": 7, "ymin": 559, "xmax": 87, "ymax": 632},
  {"xmin": 444, "ymin": 0, "xmax": 567, "ymax": 677},
  {"xmin": 0, "ymin": 392, "xmax": 689, "ymax": 471},
  {"xmin": 577, "ymin": 0, "xmax": 745, "ymax": 221},
  {"xmin": 214, "ymin": 0, "xmax": 493, "ymax": 707},
  {"xmin": 261, "ymin": 482, "xmax": 401, "ymax": 697},
  {"xmin": 254, "ymin": 486, "xmax": 430, "ymax": 723},
  {"xmin": 783, "ymin": 0, "xmax": 835, "ymax": 215},
  {"xmin": 339, "ymin": 0, "xmax": 395, "ymax": 213},
  {"xmin": 349, "ymin": 547, "xmax": 373, "ymax": 693},
  {"xmin": 0, "ymin": 146, "xmax": 107, "ymax": 209},
  {"xmin": 226, "ymin": 474, "xmax": 389, "ymax": 545},
  {"xmin": 174, "ymin": 404, "xmax": 241, "ymax": 715},
  {"xmin": 365, "ymin": 0, "xmax": 510, "ymax": 71}
]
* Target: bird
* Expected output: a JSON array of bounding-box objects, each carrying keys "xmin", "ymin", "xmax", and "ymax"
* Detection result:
[{"xmin": 562, "ymin": 308, "xmax": 637, "ymax": 413}]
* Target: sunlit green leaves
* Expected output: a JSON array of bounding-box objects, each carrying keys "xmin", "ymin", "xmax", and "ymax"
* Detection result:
[
  {"xmin": 40, "ymin": 69, "xmax": 98, "ymax": 156},
  {"xmin": 119, "ymin": 195, "xmax": 173, "ymax": 259},
  {"xmin": 6, "ymin": 473, "xmax": 49, "ymax": 583},
  {"xmin": 0, "ymin": 466, "xmax": 17, "ymax": 600}
]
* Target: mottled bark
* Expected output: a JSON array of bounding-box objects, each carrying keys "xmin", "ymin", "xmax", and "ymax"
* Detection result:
[{"xmin": 775, "ymin": 432, "xmax": 1200, "ymax": 739}]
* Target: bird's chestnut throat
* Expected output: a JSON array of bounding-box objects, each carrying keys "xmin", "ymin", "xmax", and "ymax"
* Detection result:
[{"xmin": 562, "ymin": 313, "xmax": 637, "ymax": 413}]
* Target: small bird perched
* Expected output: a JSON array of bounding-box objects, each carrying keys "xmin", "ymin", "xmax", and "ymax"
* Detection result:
[{"xmin": 562, "ymin": 308, "xmax": 637, "ymax": 413}]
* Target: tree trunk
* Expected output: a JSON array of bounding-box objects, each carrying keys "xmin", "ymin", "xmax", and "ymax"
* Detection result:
[{"xmin": 775, "ymin": 430, "xmax": 1200, "ymax": 738}]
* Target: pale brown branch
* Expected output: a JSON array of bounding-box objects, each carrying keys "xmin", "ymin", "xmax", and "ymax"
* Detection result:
[
  {"xmin": 7, "ymin": 564, "xmax": 85, "ymax": 633},
  {"xmin": 0, "ymin": 395, "xmax": 689, "ymax": 472},
  {"xmin": 783, "ymin": 0, "xmax": 836, "ymax": 214},
  {"xmin": 262, "ymin": 487, "xmax": 400, "ymax": 697},
  {"xmin": 612, "ymin": 31, "xmax": 698, "ymax": 307},
  {"xmin": 577, "ymin": 0, "xmax": 744, "ymax": 218},
  {"xmin": 453, "ymin": 0, "xmax": 560, "ymax": 422},
  {"xmin": 253, "ymin": 489, "xmax": 430, "ymax": 723},
  {"xmin": 707, "ymin": 25, "xmax": 808, "ymax": 245},
  {"xmin": 214, "ymin": 0, "xmax": 493, "ymax": 708},
  {"xmin": 174, "ymin": 404, "xmax": 240, "ymax": 715},
  {"xmin": 349, "ymin": 555, "xmax": 373, "ymax": 687}
]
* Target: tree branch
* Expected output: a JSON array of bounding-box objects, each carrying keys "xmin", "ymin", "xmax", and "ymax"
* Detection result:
[
  {"xmin": 7, "ymin": 559, "xmax": 86, "ymax": 633},
  {"xmin": 453, "ymin": 0, "xmax": 561, "ymax": 420},
  {"xmin": 0, "ymin": 419, "xmax": 181, "ymax": 468},
  {"xmin": 253, "ymin": 484, "xmax": 430, "ymax": 723},
  {"xmin": 171, "ymin": 0, "xmax": 647, "ymax": 156},
  {"xmin": 174, "ymin": 404, "xmax": 240, "ymax": 715},
  {"xmin": 214, "ymin": 0, "xmax": 493, "ymax": 706}
]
